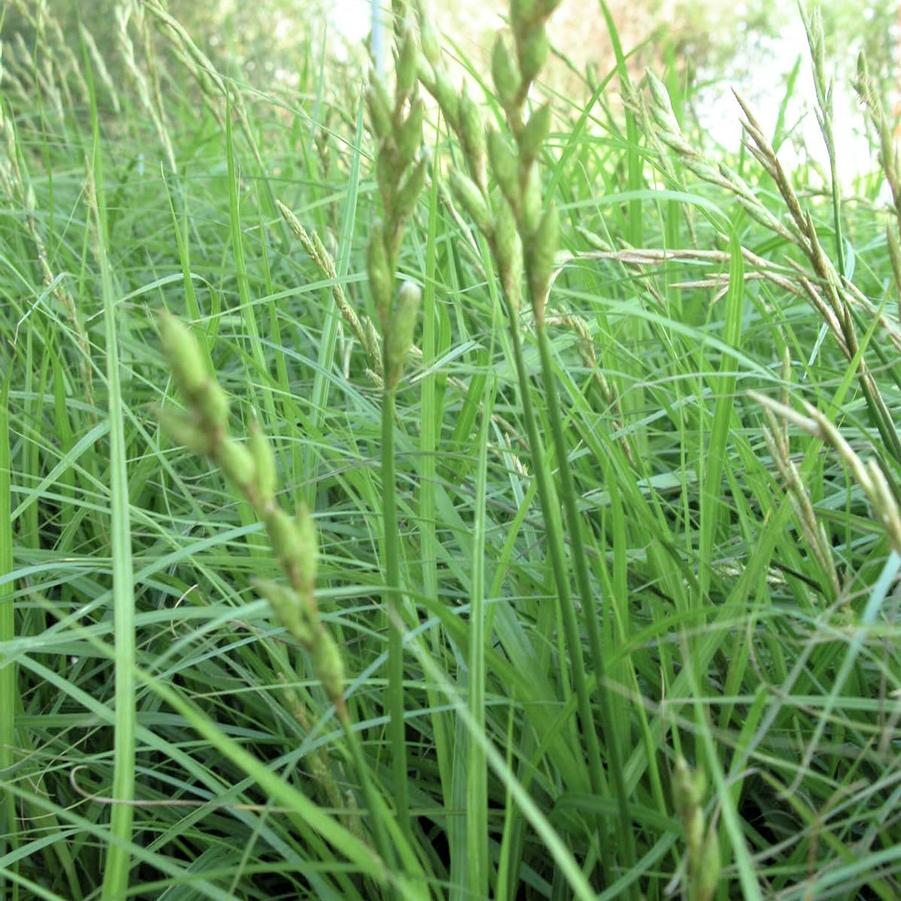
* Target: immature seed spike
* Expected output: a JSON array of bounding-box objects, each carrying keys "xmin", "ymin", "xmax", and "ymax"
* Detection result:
[
  {"xmin": 488, "ymin": 129, "xmax": 519, "ymax": 209},
  {"xmin": 157, "ymin": 407, "xmax": 211, "ymax": 455},
  {"xmin": 218, "ymin": 437, "xmax": 257, "ymax": 491},
  {"xmin": 311, "ymin": 626, "xmax": 346, "ymax": 709},
  {"xmin": 493, "ymin": 194, "xmax": 522, "ymax": 312},
  {"xmin": 433, "ymin": 70, "xmax": 460, "ymax": 127},
  {"xmin": 519, "ymin": 103, "xmax": 551, "ymax": 165},
  {"xmin": 386, "ymin": 280, "xmax": 422, "ymax": 388},
  {"xmin": 459, "ymin": 88, "xmax": 486, "ymax": 186},
  {"xmin": 886, "ymin": 226, "xmax": 901, "ymax": 315},
  {"xmin": 419, "ymin": 12, "xmax": 441, "ymax": 65},
  {"xmin": 396, "ymin": 23, "xmax": 418, "ymax": 98},
  {"xmin": 158, "ymin": 311, "xmax": 207, "ymax": 396},
  {"xmin": 694, "ymin": 825, "xmax": 721, "ymax": 901},
  {"xmin": 295, "ymin": 503, "xmax": 319, "ymax": 589},
  {"xmin": 266, "ymin": 508, "xmax": 308, "ymax": 575},
  {"xmin": 198, "ymin": 380, "xmax": 230, "ymax": 430},
  {"xmin": 645, "ymin": 69, "xmax": 673, "ymax": 113},
  {"xmin": 255, "ymin": 578, "xmax": 312, "ymax": 644},
  {"xmin": 491, "ymin": 35, "xmax": 520, "ymax": 112},
  {"xmin": 528, "ymin": 203, "xmax": 558, "ymax": 319},
  {"xmin": 366, "ymin": 80, "xmax": 392, "ymax": 140},
  {"xmin": 511, "ymin": 0, "xmax": 538, "ymax": 30},
  {"xmin": 367, "ymin": 224, "xmax": 394, "ymax": 322},
  {"xmin": 394, "ymin": 156, "xmax": 427, "ymax": 224},
  {"xmin": 518, "ymin": 27, "xmax": 550, "ymax": 85},
  {"xmin": 451, "ymin": 170, "xmax": 492, "ymax": 233},
  {"xmin": 248, "ymin": 421, "xmax": 277, "ymax": 504},
  {"xmin": 397, "ymin": 98, "xmax": 424, "ymax": 171}
]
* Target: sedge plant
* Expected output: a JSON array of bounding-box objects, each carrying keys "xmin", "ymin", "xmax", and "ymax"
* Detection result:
[
  {"xmin": 155, "ymin": 312, "xmax": 403, "ymax": 876},
  {"xmin": 365, "ymin": 6, "xmax": 427, "ymax": 844},
  {"xmin": 416, "ymin": 0, "xmax": 637, "ymax": 887}
]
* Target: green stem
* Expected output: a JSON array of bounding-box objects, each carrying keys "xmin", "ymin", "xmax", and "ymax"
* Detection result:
[
  {"xmin": 506, "ymin": 314, "xmax": 612, "ymax": 884},
  {"xmin": 381, "ymin": 384, "xmax": 411, "ymax": 841},
  {"xmin": 535, "ymin": 322, "xmax": 638, "ymax": 893}
]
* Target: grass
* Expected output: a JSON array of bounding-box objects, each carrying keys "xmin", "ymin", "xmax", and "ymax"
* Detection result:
[{"xmin": 1, "ymin": 0, "xmax": 900, "ymax": 898}]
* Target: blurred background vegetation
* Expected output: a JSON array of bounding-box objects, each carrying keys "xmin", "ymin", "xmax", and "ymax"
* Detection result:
[{"xmin": 2, "ymin": 1, "xmax": 897, "ymax": 95}]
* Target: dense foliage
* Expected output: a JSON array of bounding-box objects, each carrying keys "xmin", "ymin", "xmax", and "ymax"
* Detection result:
[{"xmin": 1, "ymin": 1, "xmax": 899, "ymax": 899}]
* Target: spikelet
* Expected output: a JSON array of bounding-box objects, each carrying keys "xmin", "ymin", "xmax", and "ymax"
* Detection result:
[{"xmin": 157, "ymin": 313, "xmax": 348, "ymax": 720}]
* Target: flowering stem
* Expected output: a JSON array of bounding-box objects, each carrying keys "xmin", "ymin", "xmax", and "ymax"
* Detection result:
[
  {"xmin": 507, "ymin": 311, "xmax": 613, "ymax": 884},
  {"xmin": 381, "ymin": 383, "xmax": 411, "ymax": 841},
  {"xmin": 535, "ymin": 318, "xmax": 637, "ymax": 889}
]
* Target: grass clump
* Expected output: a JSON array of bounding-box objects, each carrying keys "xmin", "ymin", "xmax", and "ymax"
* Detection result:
[{"xmin": 0, "ymin": 1, "xmax": 899, "ymax": 899}]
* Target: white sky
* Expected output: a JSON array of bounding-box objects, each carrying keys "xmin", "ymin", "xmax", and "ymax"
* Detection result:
[{"xmin": 325, "ymin": 1, "xmax": 886, "ymax": 186}]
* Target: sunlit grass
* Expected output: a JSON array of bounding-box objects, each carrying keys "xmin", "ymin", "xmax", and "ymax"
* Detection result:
[{"xmin": 0, "ymin": 1, "xmax": 899, "ymax": 899}]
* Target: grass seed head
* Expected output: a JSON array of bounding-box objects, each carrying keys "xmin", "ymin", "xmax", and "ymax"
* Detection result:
[
  {"xmin": 157, "ymin": 407, "xmax": 212, "ymax": 456},
  {"xmin": 451, "ymin": 170, "xmax": 492, "ymax": 234},
  {"xmin": 519, "ymin": 103, "xmax": 551, "ymax": 166},
  {"xmin": 488, "ymin": 129, "xmax": 521, "ymax": 210},
  {"xmin": 255, "ymin": 579, "xmax": 312, "ymax": 644},
  {"xmin": 386, "ymin": 280, "xmax": 422, "ymax": 389},
  {"xmin": 218, "ymin": 437, "xmax": 257, "ymax": 493},
  {"xmin": 311, "ymin": 627, "xmax": 346, "ymax": 710},
  {"xmin": 491, "ymin": 34, "xmax": 521, "ymax": 112},
  {"xmin": 249, "ymin": 421, "xmax": 277, "ymax": 505},
  {"xmin": 368, "ymin": 225, "xmax": 394, "ymax": 323},
  {"xmin": 295, "ymin": 504, "xmax": 319, "ymax": 588},
  {"xmin": 158, "ymin": 311, "xmax": 207, "ymax": 397}
]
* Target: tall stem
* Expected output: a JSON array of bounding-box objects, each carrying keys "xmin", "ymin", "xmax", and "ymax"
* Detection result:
[
  {"xmin": 535, "ymin": 321, "xmax": 637, "ymax": 890},
  {"xmin": 382, "ymin": 384, "xmax": 411, "ymax": 840},
  {"xmin": 507, "ymin": 313, "xmax": 612, "ymax": 882}
]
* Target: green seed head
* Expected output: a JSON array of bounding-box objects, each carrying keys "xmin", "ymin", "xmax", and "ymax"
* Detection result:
[
  {"xmin": 491, "ymin": 34, "xmax": 520, "ymax": 112},
  {"xmin": 255, "ymin": 578, "xmax": 311, "ymax": 644},
  {"xmin": 157, "ymin": 407, "xmax": 212, "ymax": 456},
  {"xmin": 397, "ymin": 98, "xmax": 424, "ymax": 171},
  {"xmin": 511, "ymin": 0, "xmax": 538, "ymax": 30},
  {"xmin": 518, "ymin": 27, "xmax": 549, "ymax": 85},
  {"xmin": 295, "ymin": 503, "xmax": 319, "ymax": 589},
  {"xmin": 694, "ymin": 826, "xmax": 721, "ymax": 901},
  {"xmin": 433, "ymin": 70, "xmax": 460, "ymax": 128},
  {"xmin": 519, "ymin": 103, "xmax": 551, "ymax": 166},
  {"xmin": 311, "ymin": 626, "xmax": 346, "ymax": 708},
  {"xmin": 645, "ymin": 70, "xmax": 672, "ymax": 114},
  {"xmin": 394, "ymin": 156, "xmax": 427, "ymax": 225},
  {"xmin": 249, "ymin": 421, "xmax": 277, "ymax": 504},
  {"xmin": 386, "ymin": 280, "xmax": 422, "ymax": 389},
  {"xmin": 419, "ymin": 13, "xmax": 441, "ymax": 66},
  {"xmin": 218, "ymin": 437, "xmax": 257, "ymax": 491},
  {"xmin": 199, "ymin": 380, "xmax": 230, "ymax": 430},
  {"xmin": 527, "ymin": 203, "xmax": 558, "ymax": 321},
  {"xmin": 459, "ymin": 88, "xmax": 486, "ymax": 188},
  {"xmin": 158, "ymin": 311, "xmax": 207, "ymax": 397},
  {"xmin": 674, "ymin": 756, "xmax": 707, "ymax": 814},
  {"xmin": 451, "ymin": 170, "xmax": 492, "ymax": 234},
  {"xmin": 267, "ymin": 507, "xmax": 306, "ymax": 572},
  {"xmin": 366, "ymin": 80, "xmax": 392, "ymax": 140},
  {"xmin": 368, "ymin": 224, "xmax": 394, "ymax": 324},
  {"xmin": 493, "ymin": 195, "xmax": 522, "ymax": 312},
  {"xmin": 488, "ymin": 129, "xmax": 520, "ymax": 211},
  {"xmin": 396, "ymin": 22, "xmax": 418, "ymax": 99}
]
